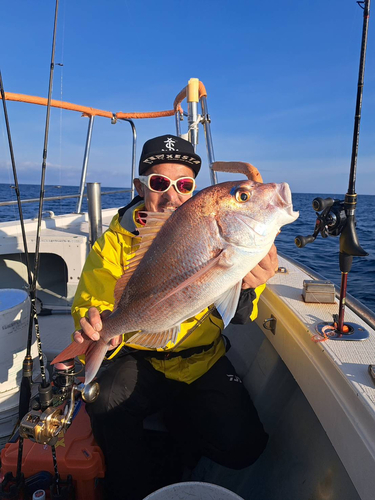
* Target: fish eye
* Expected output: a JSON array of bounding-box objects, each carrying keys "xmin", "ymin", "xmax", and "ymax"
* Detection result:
[{"xmin": 235, "ymin": 189, "xmax": 251, "ymax": 203}]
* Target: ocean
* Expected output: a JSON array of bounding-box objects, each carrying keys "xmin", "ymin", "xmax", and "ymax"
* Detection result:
[{"xmin": 1, "ymin": 183, "xmax": 374, "ymax": 313}]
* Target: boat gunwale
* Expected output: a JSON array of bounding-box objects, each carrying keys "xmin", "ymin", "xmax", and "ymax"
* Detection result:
[{"xmin": 279, "ymin": 251, "xmax": 375, "ymax": 330}]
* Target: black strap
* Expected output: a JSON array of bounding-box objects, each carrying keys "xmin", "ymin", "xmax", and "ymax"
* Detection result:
[
  {"xmin": 222, "ymin": 335, "xmax": 231, "ymax": 353},
  {"xmin": 118, "ymin": 341, "xmax": 215, "ymax": 361}
]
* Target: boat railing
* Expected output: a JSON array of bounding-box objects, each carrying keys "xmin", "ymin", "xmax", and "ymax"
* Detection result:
[
  {"xmin": 1, "ymin": 78, "xmax": 217, "ymax": 210},
  {"xmin": 0, "ymin": 188, "xmax": 132, "ymax": 208},
  {"xmin": 279, "ymin": 251, "xmax": 375, "ymax": 330}
]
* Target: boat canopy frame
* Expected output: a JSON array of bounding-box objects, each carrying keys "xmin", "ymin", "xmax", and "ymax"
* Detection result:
[{"xmin": 0, "ymin": 79, "xmax": 217, "ymax": 212}]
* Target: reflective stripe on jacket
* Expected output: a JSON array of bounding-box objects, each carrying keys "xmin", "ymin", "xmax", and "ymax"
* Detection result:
[{"xmin": 71, "ymin": 201, "xmax": 264, "ymax": 384}]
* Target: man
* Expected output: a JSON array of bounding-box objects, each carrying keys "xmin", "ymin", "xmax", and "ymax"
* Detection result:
[{"xmin": 71, "ymin": 135, "xmax": 278, "ymax": 500}]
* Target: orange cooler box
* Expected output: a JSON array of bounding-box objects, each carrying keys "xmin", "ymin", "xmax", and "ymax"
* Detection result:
[{"xmin": 1, "ymin": 402, "xmax": 105, "ymax": 500}]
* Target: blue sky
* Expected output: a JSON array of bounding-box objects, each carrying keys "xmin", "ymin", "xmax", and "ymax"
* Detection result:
[{"xmin": 0, "ymin": 0, "xmax": 374, "ymax": 194}]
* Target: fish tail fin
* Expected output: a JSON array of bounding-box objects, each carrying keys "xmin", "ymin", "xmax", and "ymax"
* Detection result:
[
  {"xmin": 84, "ymin": 340, "xmax": 109, "ymax": 385},
  {"xmin": 51, "ymin": 338, "xmax": 109, "ymax": 385},
  {"xmin": 51, "ymin": 339, "xmax": 92, "ymax": 365}
]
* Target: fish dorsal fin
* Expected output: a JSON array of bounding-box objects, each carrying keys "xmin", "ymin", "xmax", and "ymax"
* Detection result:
[
  {"xmin": 214, "ymin": 281, "xmax": 242, "ymax": 328},
  {"xmin": 113, "ymin": 209, "xmax": 174, "ymax": 308}
]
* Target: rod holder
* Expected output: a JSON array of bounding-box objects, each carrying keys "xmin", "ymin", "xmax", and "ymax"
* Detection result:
[
  {"xmin": 187, "ymin": 78, "xmax": 200, "ymax": 151},
  {"xmin": 87, "ymin": 182, "xmax": 102, "ymax": 247}
]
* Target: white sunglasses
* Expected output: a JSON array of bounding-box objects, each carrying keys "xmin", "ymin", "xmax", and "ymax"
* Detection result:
[{"xmin": 138, "ymin": 174, "xmax": 196, "ymax": 195}]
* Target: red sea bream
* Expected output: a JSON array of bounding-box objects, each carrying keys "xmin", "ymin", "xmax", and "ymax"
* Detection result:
[{"xmin": 52, "ymin": 177, "xmax": 299, "ymax": 384}]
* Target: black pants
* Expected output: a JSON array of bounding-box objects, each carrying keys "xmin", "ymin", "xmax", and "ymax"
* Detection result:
[{"xmin": 86, "ymin": 352, "xmax": 268, "ymax": 500}]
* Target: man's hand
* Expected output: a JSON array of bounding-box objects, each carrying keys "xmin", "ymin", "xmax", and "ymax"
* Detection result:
[
  {"xmin": 241, "ymin": 244, "xmax": 278, "ymax": 289},
  {"xmin": 73, "ymin": 307, "xmax": 122, "ymax": 348}
]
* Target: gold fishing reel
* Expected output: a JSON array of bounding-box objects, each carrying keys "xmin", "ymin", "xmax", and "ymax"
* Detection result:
[
  {"xmin": 19, "ymin": 382, "xmax": 99, "ymax": 446},
  {"xmin": 20, "ymin": 406, "xmax": 66, "ymax": 446}
]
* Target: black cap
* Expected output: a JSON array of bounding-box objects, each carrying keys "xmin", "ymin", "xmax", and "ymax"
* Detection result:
[{"xmin": 138, "ymin": 134, "xmax": 201, "ymax": 176}]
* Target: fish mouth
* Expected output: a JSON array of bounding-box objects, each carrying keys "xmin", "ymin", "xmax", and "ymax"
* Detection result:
[{"xmin": 272, "ymin": 183, "xmax": 299, "ymax": 218}]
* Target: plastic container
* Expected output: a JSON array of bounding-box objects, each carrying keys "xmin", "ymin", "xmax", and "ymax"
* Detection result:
[
  {"xmin": 0, "ymin": 289, "xmax": 30, "ymax": 450},
  {"xmin": 0, "ymin": 403, "xmax": 18, "ymax": 450},
  {"xmin": 1, "ymin": 401, "xmax": 105, "ymax": 500},
  {"xmin": 143, "ymin": 481, "xmax": 245, "ymax": 499},
  {"xmin": 0, "ymin": 289, "xmax": 31, "ymax": 394},
  {"xmin": 0, "ymin": 289, "xmax": 49, "ymax": 450}
]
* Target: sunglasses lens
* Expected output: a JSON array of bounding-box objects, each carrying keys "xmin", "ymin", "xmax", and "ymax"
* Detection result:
[
  {"xmin": 149, "ymin": 175, "xmax": 171, "ymax": 192},
  {"xmin": 177, "ymin": 178, "xmax": 194, "ymax": 194}
]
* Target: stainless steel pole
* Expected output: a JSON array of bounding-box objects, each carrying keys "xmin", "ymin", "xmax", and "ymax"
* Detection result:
[
  {"xmin": 175, "ymin": 110, "xmax": 182, "ymax": 137},
  {"xmin": 122, "ymin": 119, "xmax": 137, "ymax": 199},
  {"xmin": 188, "ymin": 101, "xmax": 199, "ymax": 152},
  {"xmin": 87, "ymin": 182, "xmax": 102, "ymax": 247},
  {"xmin": 187, "ymin": 78, "xmax": 199, "ymax": 152},
  {"xmin": 76, "ymin": 115, "xmax": 95, "ymax": 213},
  {"xmin": 200, "ymin": 96, "xmax": 217, "ymax": 185}
]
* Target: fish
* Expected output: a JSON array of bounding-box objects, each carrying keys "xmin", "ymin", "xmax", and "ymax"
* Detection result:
[{"xmin": 52, "ymin": 162, "xmax": 299, "ymax": 384}]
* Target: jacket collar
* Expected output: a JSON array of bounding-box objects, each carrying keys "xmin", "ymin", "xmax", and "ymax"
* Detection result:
[{"xmin": 109, "ymin": 196, "xmax": 145, "ymax": 236}]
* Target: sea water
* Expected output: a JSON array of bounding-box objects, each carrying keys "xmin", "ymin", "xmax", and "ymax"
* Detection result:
[{"xmin": 0, "ymin": 184, "xmax": 374, "ymax": 313}]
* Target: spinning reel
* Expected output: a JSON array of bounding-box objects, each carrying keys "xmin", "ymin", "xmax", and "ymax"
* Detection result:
[
  {"xmin": 294, "ymin": 194, "xmax": 368, "ymax": 341},
  {"xmin": 295, "ymin": 197, "xmax": 347, "ymax": 247}
]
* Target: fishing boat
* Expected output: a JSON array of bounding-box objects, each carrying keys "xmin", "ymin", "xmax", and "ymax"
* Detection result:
[{"xmin": 1, "ymin": 2, "xmax": 375, "ymax": 500}]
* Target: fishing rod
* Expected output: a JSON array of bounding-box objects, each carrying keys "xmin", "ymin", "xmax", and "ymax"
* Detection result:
[
  {"xmin": 32, "ymin": 0, "xmax": 59, "ymax": 388},
  {"xmin": 0, "ymin": 2, "xmax": 99, "ymax": 497},
  {"xmin": 1, "ymin": 0, "xmax": 61, "ymax": 493},
  {"xmin": 295, "ymin": 0, "xmax": 370, "ymax": 340},
  {"xmin": 30, "ymin": 0, "xmax": 60, "ymax": 395},
  {"xmin": 0, "ymin": 71, "xmax": 35, "ymax": 421}
]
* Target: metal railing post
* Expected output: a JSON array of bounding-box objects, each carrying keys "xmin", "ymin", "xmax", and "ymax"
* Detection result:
[
  {"xmin": 188, "ymin": 101, "xmax": 199, "ymax": 152},
  {"xmin": 76, "ymin": 115, "xmax": 95, "ymax": 213},
  {"xmin": 187, "ymin": 78, "xmax": 199, "ymax": 152},
  {"xmin": 87, "ymin": 182, "xmax": 102, "ymax": 247},
  {"xmin": 175, "ymin": 110, "xmax": 182, "ymax": 137},
  {"xmin": 122, "ymin": 119, "xmax": 137, "ymax": 200},
  {"xmin": 200, "ymin": 96, "xmax": 217, "ymax": 185}
]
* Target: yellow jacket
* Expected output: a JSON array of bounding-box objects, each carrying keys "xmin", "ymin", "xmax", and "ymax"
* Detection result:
[{"xmin": 71, "ymin": 200, "xmax": 264, "ymax": 384}]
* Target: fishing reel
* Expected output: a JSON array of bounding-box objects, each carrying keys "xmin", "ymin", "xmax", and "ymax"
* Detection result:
[
  {"xmin": 294, "ymin": 195, "xmax": 369, "ymax": 342},
  {"xmin": 20, "ymin": 386, "xmax": 77, "ymax": 447},
  {"xmin": 20, "ymin": 362, "xmax": 99, "ymax": 446},
  {"xmin": 295, "ymin": 197, "xmax": 346, "ymax": 248}
]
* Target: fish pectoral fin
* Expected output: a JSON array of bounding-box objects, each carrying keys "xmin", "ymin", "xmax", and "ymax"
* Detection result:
[
  {"xmin": 214, "ymin": 281, "xmax": 243, "ymax": 328},
  {"xmin": 150, "ymin": 253, "xmax": 224, "ymax": 310},
  {"xmin": 125, "ymin": 326, "xmax": 180, "ymax": 349}
]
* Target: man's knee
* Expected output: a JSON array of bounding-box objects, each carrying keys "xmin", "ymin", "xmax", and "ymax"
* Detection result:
[
  {"xmin": 85, "ymin": 388, "xmax": 111, "ymax": 420},
  {"xmin": 204, "ymin": 423, "xmax": 268, "ymax": 469},
  {"xmin": 85, "ymin": 354, "xmax": 143, "ymax": 419},
  {"xmin": 221, "ymin": 426, "xmax": 269, "ymax": 469}
]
